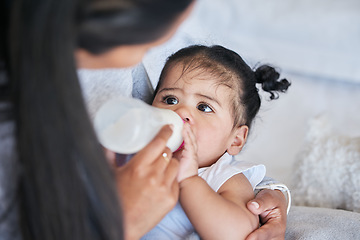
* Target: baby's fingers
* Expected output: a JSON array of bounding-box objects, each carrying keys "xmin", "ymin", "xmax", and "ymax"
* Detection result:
[
  {"xmin": 183, "ymin": 123, "xmax": 197, "ymax": 152},
  {"xmin": 164, "ymin": 157, "xmax": 180, "ymax": 188}
]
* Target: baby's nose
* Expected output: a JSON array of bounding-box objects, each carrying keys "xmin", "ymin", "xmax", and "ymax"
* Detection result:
[{"xmin": 175, "ymin": 107, "xmax": 193, "ymax": 124}]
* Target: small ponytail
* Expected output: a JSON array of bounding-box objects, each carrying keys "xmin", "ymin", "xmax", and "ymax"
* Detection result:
[{"xmin": 255, "ymin": 65, "xmax": 291, "ymax": 100}]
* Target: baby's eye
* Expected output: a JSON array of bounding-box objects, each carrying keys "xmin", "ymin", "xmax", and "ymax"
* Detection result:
[
  {"xmin": 197, "ymin": 103, "xmax": 213, "ymax": 113},
  {"xmin": 163, "ymin": 96, "xmax": 178, "ymax": 105}
]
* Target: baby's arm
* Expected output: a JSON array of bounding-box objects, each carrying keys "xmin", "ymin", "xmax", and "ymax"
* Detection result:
[
  {"xmin": 180, "ymin": 174, "xmax": 259, "ymax": 240},
  {"xmin": 177, "ymin": 124, "xmax": 259, "ymax": 239}
]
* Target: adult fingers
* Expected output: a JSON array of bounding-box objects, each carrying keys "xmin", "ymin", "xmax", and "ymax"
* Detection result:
[
  {"xmin": 132, "ymin": 124, "xmax": 173, "ymax": 165},
  {"xmin": 170, "ymin": 171, "xmax": 180, "ymax": 200},
  {"xmin": 163, "ymin": 157, "xmax": 180, "ymax": 188},
  {"xmin": 245, "ymin": 221, "xmax": 285, "ymax": 240},
  {"xmin": 246, "ymin": 189, "xmax": 287, "ymax": 240},
  {"xmin": 247, "ymin": 189, "xmax": 285, "ymax": 216},
  {"xmin": 151, "ymin": 147, "xmax": 173, "ymax": 172},
  {"xmin": 246, "ymin": 205, "xmax": 286, "ymax": 240}
]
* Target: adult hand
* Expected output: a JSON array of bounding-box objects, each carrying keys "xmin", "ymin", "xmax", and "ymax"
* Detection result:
[
  {"xmin": 115, "ymin": 125, "xmax": 180, "ymax": 240},
  {"xmin": 245, "ymin": 189, "xmax": 287, "ymax": 240}
]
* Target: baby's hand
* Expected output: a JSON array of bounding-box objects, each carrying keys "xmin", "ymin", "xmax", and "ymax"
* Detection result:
[{"xmin": 176, "ymin": 123, "xmax": 199, "ymax": 182}]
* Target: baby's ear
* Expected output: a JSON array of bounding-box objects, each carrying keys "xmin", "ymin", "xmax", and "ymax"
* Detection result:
[{"xmin": 227, "ymin": 125, "xmax": 248, "ymax": 155}]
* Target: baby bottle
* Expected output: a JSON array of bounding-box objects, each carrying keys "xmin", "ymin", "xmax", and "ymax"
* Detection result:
[{"xmin": 93, "ymin": 96, "xmax": 184, "ymax": 154}]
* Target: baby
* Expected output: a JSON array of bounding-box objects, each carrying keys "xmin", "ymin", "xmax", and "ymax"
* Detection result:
[{"xmin": 142, "ymin": 45, "xmax": 290, "ymax": 239}]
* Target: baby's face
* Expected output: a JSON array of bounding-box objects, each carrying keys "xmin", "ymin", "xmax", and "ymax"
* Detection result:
[{"xmin": 152, "ymin": 64, "xmax": 238, "ymax": 167}]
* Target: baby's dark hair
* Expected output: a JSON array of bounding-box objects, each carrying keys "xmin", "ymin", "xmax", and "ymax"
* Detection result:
[{"xmin": 155, "ymin": 45, "xmax": 291, "ymax": 130}]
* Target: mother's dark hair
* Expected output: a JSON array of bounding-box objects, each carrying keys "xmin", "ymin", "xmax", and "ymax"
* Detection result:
[
  {"xmin": 78, "ymin": 0, "xmax": 193, "ymax": 53},
  {"xmin": 1, "ymin": 0, "xmax": 193, "ymax": 239}
]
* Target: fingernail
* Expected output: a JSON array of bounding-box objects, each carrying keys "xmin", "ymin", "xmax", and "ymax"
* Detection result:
[
  {"xmin": 169, "ymin": 124, "xmax": 174, "ymax": 130},
  {"xmin": 251, "ymin": 201, "xmax": 259, "ymax": 209}
]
